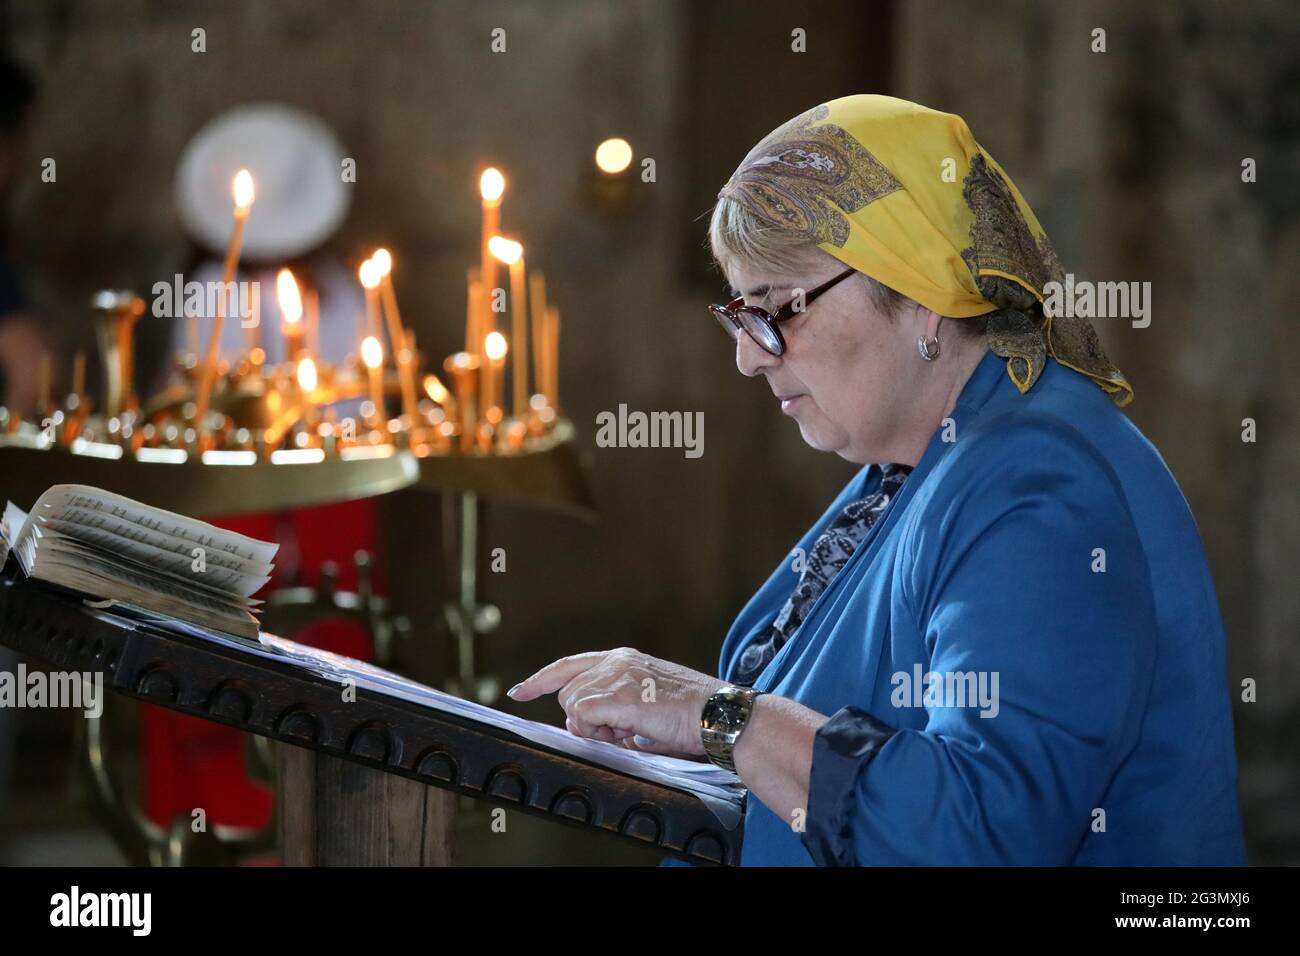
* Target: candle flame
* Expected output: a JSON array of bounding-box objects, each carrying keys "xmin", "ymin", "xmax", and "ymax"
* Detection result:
[
  {"xmin": 361, "ymin": 335, "xmax": 384, "ymax": 369},
  {"xmin": 485, "ymin": 330, "xmax": 508, "ymax": 361},
  {"xmin": 233, "ymin": 169, "xmax": 255, "ymax": 209},
  {"xmin": 595, "ymin": 137, "xmax": 633, "ymax": 174},
  {"xmin": 296, "ymin": 356, "xmax": 318, "ymax": 392},
  {"xmin": 423, "ymin": 374, "xmax": 450, "ymax": 404},
  {"xmin": 372, "ymin": 248, "xmax": 392, "ymax": 277},
  {"xmin": 488, "ymin": 235, "xmax": 523, "ymax": 265},
  {"xmin": 277, "ymin": 269, "xmax": 303, "ymax": 325},
  {"xmin": 480, "ymin": 167, "xmax": 505, "ymax": 203},
  {"xmin": 359, "ymin": 258, "xmax": 381, "ymax": 289}
]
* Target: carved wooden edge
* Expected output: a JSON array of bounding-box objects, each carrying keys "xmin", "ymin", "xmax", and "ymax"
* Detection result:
[{"xmin": 0, "ymin": 571, "xmax": 743, "ymax": 865}]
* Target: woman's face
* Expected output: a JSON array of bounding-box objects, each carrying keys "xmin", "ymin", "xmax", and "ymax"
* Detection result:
[{"xmin": 726, "ymin": 249, "xmax": 938, "ymax": 465}]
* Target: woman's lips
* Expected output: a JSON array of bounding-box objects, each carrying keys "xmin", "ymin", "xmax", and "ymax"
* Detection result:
[{"xmin": 779, "ymin": 394, "xmax": 804, "ymax": 412}]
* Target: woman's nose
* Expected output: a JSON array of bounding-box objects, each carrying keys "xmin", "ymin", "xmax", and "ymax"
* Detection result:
[{"xmin": 735, "ymin": 330, "xmax": 776, "ymax": 377}]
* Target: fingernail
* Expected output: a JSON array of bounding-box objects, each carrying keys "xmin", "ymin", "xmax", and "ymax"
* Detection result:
[
  {"xmin": 506, "ymin": 683, "xmax": 521, "ymax": 698},
  {"xmin": 633, "ymin": 735, "xmax": 654, "ymax": 748}
]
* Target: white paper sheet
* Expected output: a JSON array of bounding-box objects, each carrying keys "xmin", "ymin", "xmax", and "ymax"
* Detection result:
[
  {"xmin": 93, "ymin": 604, "xmax": 746, "ymax": 827},
  {"xmin": 27, "ymin": 485, "xmax": 278, "ymax": 565}
]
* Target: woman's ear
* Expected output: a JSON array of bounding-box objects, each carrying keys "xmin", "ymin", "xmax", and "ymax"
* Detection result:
[
  {"xmin": 924, "ymin": 309, "xmax": 943, "ymax": 341},
  {"xmin": 903, "ymin": 299, "xmax": 943, "ymax": 340}
]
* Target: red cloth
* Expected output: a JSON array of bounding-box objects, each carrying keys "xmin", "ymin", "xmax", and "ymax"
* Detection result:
[{"xmin": 139, "ymin": 497, "xmax": 384, "ymax": 829}]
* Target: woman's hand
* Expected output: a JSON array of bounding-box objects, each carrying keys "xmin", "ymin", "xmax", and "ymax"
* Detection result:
[{"xmin": 507, "ymin": 648, "xmax": 729, "ymax": 758}]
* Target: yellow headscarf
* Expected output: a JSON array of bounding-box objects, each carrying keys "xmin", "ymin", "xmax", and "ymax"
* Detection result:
[{"xmin": 717, "ymin": 94, "xmax": 1133, "ymax": 406}]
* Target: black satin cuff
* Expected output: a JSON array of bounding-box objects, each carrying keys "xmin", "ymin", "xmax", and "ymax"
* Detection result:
[{"xmin": 800, "ymin": 705, "xmax": 896, "ymax": 866}]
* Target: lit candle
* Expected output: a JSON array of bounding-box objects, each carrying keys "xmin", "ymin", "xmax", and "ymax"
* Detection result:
[
  {"xmin": 397, "ymin": 329, "xmax": 419, "ymax": 424},
  {"xmin": 488, "ymin": 236, "xmax": 528, "ymax": 417},
  {"xmin": 424, "ymin": 372, "xmax": 455, "ymax": 434},
  {"xmin": 479, "ymin": 168, "xmax": 505, "ymax": 345},
  {"xmin": 423, "ymin": 373, "xmax": 452, "ymax": 411},
  {"xmin": 297, "ymin": 355, "xmax": 320, "ymax": 437},
  {"xmin": 277, "ymin": 268, "xmax": 304, "ymax": 361},
  {"xmin": 529, "ymin": 271, "xmax": 547, "ymax": 405},
  {"xmin": 443, "ymin": 351, "xmax": 481, "ymax": 451},
  {"xmin": 361, "ymin": 335, "xmax": 385, "ymax": 425},
  {"xmin": 195, "ymin": 169, "xmax": 255, "ymax": 430},
  {"xmin": 359, "ymin": 258, "xmax": 382, "ymax": 342},
  {"xmin": 483, "ymin": 330, "xmax": 508, "ymax": 418},
  {"xmin": 372, "ymin": 248, "xmax": 406, "ymax": 361},
  {"xmin": 296, "ymin": 355, "xmax": 318, "ymax": 393}
]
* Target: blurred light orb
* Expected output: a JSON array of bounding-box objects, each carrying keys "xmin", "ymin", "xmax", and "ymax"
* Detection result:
[
  {"xmin": 358, "ymin": 258, "xmax": 381, "ymax": 289},
  {"xmin": 297, "ymin": 357, "xmax": 318, "ymax": 392},
  {"xmin": 487, "ymin": 235, "xmax": 523, "ymax": 265},
  {"xmin": 480, "ymin": 167, "xmax": 506, "ymax": 203},
  {"xmin": 595, "ymin": 138, "xmax": 633, "ymax": 174},
  {"xmin": 232, "ymin": 169, "xmax": 255, "ymax": 208}
]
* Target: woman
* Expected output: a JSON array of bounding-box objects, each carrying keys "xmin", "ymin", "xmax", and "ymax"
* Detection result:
[{"xmin": 509, "ymin": 95, "xmax": 1246, "ymax": 866}]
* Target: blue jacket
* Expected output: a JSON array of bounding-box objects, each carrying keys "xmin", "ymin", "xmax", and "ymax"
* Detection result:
[{"xmin": 673, "ymin": 350, "xmax": 1245, "ymax": 866}]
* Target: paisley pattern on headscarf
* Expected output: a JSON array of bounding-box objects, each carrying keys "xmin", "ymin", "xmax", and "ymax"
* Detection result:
[
  {"xmin": 960, "ymin": 153, "xmax": 1131, "ymax": 402},
  {"xmin": 716, "ymin": 95, "xmax": 1133, "ymax": 406},
  {"xmin": 719, "ymin": 103, "xmax": 901, "ymax": 247},
  {"xmin": 731, "ymin": 464, "xmax": 912, "ymax": 688}
]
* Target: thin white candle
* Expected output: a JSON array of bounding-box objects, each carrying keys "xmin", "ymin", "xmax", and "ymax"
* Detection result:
[
  {"xmin": 277, "ymin": 268, "xmax": 304, "ymax": 360},
  {"xmin": 195, "ymin": 169, "xmax": 254, "ymax": 430},
  {"xmin": 488, "ymin": 236, "xmax": 527, "ymax": 417}
]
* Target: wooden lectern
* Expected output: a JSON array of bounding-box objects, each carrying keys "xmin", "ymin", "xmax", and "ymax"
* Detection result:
[{"xmin": 0, "ymin": 568, "xmax": 743, "ymax": 866}]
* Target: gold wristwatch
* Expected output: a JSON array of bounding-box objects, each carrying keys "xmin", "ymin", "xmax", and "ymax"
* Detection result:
[{"xmin": 700, "ymin": 685, "xmax": 763, "ymax": 772}]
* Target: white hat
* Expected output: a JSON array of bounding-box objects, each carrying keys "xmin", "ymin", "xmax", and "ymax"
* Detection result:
[{"xmin": 176, "ymin": 103, "xmax": 350, "ymax": 260}]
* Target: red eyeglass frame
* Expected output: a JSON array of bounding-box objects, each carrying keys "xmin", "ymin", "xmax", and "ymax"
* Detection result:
[{"xmin": 709, "ymin": 266, "xmax": 857, "ymax": 356}]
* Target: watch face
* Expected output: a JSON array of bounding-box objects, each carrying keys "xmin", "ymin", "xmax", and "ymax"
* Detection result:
[{"xmin": 705, "ymin": 695, "xmax": 748, "ymax": 732}]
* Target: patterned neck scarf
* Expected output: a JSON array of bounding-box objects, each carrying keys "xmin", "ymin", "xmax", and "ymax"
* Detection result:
[{"xmin": 732, "ymin": 464, "xmax": 912, "ymax": 688}]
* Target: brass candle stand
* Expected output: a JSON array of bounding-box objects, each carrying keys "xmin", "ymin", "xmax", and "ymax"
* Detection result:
[{"xmin": 0, "ymin": 289, "xmax": 596, "ymax": 704}]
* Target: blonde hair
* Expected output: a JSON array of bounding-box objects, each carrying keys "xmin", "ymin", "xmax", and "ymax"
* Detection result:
[
  {"xmin": 708, "ymin": 196, "xmax": 904, "ymax": 316},
  {"xmin": 708, "ymin": 196, "xmax": 990, "ymax": 336}
]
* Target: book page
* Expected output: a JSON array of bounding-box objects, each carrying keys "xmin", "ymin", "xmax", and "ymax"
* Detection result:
[
  {"xmin": 0, "ymin": 500, "xmax": 26, "ymax": 566},
  {"xmin": 29, "ymin": 485, "xmax": 278, "ymax": 565},
  {"xmin": 35, "ymin": 548, "xmax": 258, "ymax": 633},
  {"xmin": 40, "ymin": 512, "xmax": 270, "ymax": 577},
  {"xmin": 39, "ymin": 518, "xmax": 270, "ymax": 596}
]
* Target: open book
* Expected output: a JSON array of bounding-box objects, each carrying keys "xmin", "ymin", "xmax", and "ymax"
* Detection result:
[{"xmin": 0, "ymin": 484, "xmax": 276, "ymax": 640}]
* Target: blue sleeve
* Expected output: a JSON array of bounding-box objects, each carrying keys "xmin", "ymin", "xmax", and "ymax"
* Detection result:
[{"xmin": 800, "ymin": 416, "xmax": 1157, "ymax": 865}]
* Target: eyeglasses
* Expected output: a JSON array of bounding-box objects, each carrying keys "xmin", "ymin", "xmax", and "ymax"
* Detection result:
[{"xmin": 709, "ymin": 267, "xmax": 857, "ymax": 356}]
